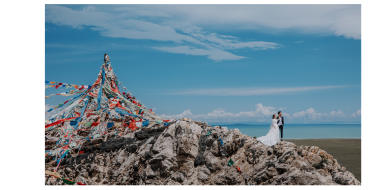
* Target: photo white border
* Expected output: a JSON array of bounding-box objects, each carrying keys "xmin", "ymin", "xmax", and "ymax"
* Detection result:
[{"xmin": 1, "ymin": 0, "xmax": 372, "ymax": 189}]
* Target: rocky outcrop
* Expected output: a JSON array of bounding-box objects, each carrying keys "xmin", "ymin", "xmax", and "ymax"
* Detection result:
[{"xmin": 45, "ymin": 119, "xmax": 360, "ymax": 185}]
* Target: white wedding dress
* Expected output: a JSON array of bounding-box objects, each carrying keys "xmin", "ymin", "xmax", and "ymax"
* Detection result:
[{"xmin": 257, "ymin": 119, "xmax": 280, "ymax": 146}]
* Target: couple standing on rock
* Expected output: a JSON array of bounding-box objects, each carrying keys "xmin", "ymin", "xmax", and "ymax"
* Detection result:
[{"xmin": 257, "ymin": 111, "xmax": 284, "ymax": 146}]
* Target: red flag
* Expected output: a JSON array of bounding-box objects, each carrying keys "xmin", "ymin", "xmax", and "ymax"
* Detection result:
[
  {"xmin": 55, "ymin": 83, "xmax": 63, "ymax": 89},
  {"xmin": 45, "ymin": 116, "xmax": 78, "ymax": 129}
]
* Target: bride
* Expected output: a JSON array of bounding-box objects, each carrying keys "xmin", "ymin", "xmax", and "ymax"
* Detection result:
[{"xmin": 257, "ymin": 114, "xmax": 280, "ymax": 146}]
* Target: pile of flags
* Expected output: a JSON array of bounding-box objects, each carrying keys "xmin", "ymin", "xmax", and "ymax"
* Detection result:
[{"xmin": 45, "ymin": 55, "xmax": 165, "ymax": 174}]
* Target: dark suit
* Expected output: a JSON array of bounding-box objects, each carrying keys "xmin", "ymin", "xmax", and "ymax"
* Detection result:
[{"xmin": 277, "ymin": 116, "xmax": 284, "ymax": 139}]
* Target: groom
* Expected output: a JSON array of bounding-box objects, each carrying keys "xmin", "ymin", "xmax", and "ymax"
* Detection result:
[{"xmin": 277, "ymin": 111, "xmax": 284, "ymax": 140}]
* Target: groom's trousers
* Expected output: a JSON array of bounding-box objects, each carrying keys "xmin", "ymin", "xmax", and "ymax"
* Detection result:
[{"xmin": 279, "ymin": 125, "xmax": 284, "ymax": 139}]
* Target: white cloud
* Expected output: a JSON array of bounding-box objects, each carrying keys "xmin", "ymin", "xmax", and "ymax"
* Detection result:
[
  {"xmin": 153, "ymin": 46, "xmax": 244, "ymax": 61},
  {"xmin": 46, "ymin": 5, "xmax": 361, "ymax": 40},
  {"xmin": 160, "ymin": 104, "xmax": 354, "ymax": 123},
  {"xmin": 294, "ymin": 40, "xmax": 305, "ymax": 44},
  {"xmin": 227, "ymin": 41, "xmax": 280, "ymax": 50},
  {"xmin": 160, "ymin": 103, "xmax": 280, "ymax": 122},
  {"xmin": 45, "ymin": 5, "xmax": 282, "ymax": 61},
  {"xmin": 46, "ymin": 5, "xmax": 360, "ymax": 60},
  {"xmin": 291, "ymin": 108, "xmax": 346, "ymax": 120},
  {"xmin": 292, "ymin": 108, "xmax": 322, "ymax": 119},
  {"xmin": 159, "ymin": 109, "xmax": 193, "ymax": 119},
  {"xmin": 330, "ymin": 110, "xmax": 345, "ymax": 117},
  {"xmin": 109, "ymin": 5, "xmax": 360, "ymax": 39},
  {"xmin": 255, "ymin": 103, "xmax": 277, "ymax": 116},
  {"xmin": 168, "ymin": 85, "xmax": 347, "ymax": 96},
  {"xmin": 165, "ymin": 5, "xmax": 360, "ymax": 39},
  {"xmin": 351, "ymin": 109, "xmax": 361, "ymax": 118},
  {"xmin": 46, "ymin": 5, "xmax": 361, "ymax": 62}
]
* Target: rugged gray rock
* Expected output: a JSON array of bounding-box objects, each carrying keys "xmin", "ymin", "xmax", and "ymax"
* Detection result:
[{"xmin": 45, "ymin": 119, "xmax": 360, "ymax": 185}]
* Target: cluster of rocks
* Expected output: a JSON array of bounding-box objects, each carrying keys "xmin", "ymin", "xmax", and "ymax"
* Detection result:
[{"xmin": 45, "ymin": 119, "xmax": 360, "ymax": 185}]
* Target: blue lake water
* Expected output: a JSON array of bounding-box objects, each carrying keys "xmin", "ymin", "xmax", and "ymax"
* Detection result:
[{"xmin": 209, "ymin": 123, "xmax": 361, "ymax": 139}]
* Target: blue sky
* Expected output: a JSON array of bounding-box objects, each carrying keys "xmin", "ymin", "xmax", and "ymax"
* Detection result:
[{"xmin": 45, "ymin": 4, "xmax": 361, "ymax": 123}]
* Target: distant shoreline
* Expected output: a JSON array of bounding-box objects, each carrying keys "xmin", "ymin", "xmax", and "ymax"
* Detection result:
[
  {"xmin": 223, "ymin": 123, "xmax": 361, "ymax": 139},
  {"xmin": 285, "ymin": 138, "xmax": 361, "ymax": 140},
  {"xmin": 211, "ymin": 123, "xmax": 361, "ymax": 126}
]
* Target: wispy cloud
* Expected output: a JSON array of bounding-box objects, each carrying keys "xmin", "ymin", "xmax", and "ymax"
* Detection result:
[
  {"xmin": 153, "ymin": 46, "xmax": 244, "ymax": 61},
  {"xmin": 163, "ymin": 5, "xmax": 360, "ymax": 39},
  {"xmin": 291, "ymin": 107, "xmax": 346, "ymax": 120},
  {"xmin": 294, "ymin": 40, "xmax": 305, "ymax": 44},
  {"xmin": 45, "ymin": 5, "xmax": 281, "ymax": 61},
  {"xmin": 167, "ymin": 85, "xmax": 347, "ymax": 96},
  {"xmin": 45, "ymin": 5, "xmax": 360, "ymax": 61}
]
